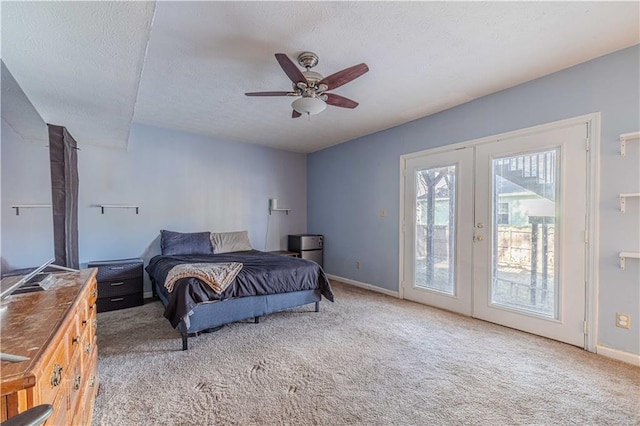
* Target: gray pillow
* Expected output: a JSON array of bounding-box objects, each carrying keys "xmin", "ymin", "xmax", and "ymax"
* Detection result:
[
  {"xmin": 210, "ymin": 231, "xmax": 253, "ymax": 253},
  {"xmin": 160, "ymin": 230, "xmax": 214, "ymax": 256}
]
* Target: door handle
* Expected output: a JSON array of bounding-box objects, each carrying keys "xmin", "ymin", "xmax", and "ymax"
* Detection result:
[{"xmin": 474, "ymin": 235, "xmax": 484, "ymax": 242}]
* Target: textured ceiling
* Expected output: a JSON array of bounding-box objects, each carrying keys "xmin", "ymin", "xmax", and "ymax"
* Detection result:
[
  {"xmin": 2, "ymin": 2, "xmax": 639, "ymax": 153},
  {"xmin": 1, "ymin": 1, "xmax": 155, "ymax": 148}
]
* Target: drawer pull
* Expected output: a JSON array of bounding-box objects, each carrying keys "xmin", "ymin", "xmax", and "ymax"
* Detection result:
[
  {"xmin": 108, "ymin": 266, "xmax": 125, "ymax": 270},
  {"xmin": 51, "ymin": 364, "xmax": 63, "ymax": 388},
  {"xmin": 110, "ymin": 297, "xmax": 125, "ymax": 302},
  {"xmin": 110, "ymin": 282, "xmax": 125, "ymax": 287},
  {"xmin": 72, "ymin": 336, "xmax": 81, "ymax": 345},
  {"xmin": 74, "ymin": 375, "xmax": 81, "ymax": 391}
]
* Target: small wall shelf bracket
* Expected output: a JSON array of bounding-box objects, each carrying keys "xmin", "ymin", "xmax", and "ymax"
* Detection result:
[
  {"xmin": 99, "ymin": 205, "xmax": 139, "ymax": 214},
  {"xmin": 11, "ymin": 204, "xmax": 52, "ymax": 216},
  {"xmin": 619, "ymin": 131, "xmax": 640, "ymax": 157}
]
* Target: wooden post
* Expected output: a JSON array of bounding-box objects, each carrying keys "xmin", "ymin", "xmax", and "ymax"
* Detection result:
[{"xmin": 530, "ymin": 221, "xmax": 539, "ymax": 306}]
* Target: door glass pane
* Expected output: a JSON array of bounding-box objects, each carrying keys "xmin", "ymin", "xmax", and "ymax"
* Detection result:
[
  {"xmin": 491, "ymin": 149, "xmax": 558, "ymax": 317},
  {"xmin": 415, "ymin": 165, "xmax": 456, "ymax": 294}
]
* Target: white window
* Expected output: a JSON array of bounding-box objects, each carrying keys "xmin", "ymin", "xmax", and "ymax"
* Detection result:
[{"xmin": 497, "ymin": 202, "xmax": 509, "ymax": 225}]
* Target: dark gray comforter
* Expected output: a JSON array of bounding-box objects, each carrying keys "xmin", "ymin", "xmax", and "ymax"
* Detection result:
[{"xmin": 146, "ymin": 250, "xmax": 334, "ymax": 327}]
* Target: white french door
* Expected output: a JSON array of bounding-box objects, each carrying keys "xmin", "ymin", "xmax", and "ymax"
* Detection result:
[
  {"xmin": 402, "ymin": 122, "xmax": 590, "ymax": 347},
  {"xmin": 403, "ymin": 148, "xmax": 474, "ymax": 315},
  {"xmin": 473, "ymin": 124, "xmax": 588, "ymax": 347}
]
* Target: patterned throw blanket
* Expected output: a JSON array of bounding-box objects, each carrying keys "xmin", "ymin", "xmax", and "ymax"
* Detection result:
[{"xmin": 164, "ymin": 262, "xmax": 243, "ymax": 294}]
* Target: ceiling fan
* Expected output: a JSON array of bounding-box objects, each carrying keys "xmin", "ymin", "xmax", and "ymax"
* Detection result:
[{"xmin": 245, "ymin": 52, "xmax": 369, "ymax": 118}]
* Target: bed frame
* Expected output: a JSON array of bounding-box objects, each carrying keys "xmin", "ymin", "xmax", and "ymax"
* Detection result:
[{"xmin": 151, "ymin": 278, "xmax": 321, "ymax": 350}]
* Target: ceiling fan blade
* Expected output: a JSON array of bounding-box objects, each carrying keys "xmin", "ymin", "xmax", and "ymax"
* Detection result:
[
  {"xmin": 292, "ymin": 110, "xmax": 302, "ymax": 118},
  {"xmin": 275, "ymin": 53, "xmax": 307, "ymax": 84},
  {"xmin": 245, "ymin": 91, "xmax": 292, "ymax": 96},
  {"xmin": 325, "ymin": 93, "xmax": 359, "ymax": 109},
  {"xmin": 319, "ymin": 63, "xmax": 369, "ymax": 90}
]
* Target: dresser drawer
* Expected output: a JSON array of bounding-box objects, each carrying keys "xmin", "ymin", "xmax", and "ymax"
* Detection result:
[
  {"xmin": 86, "ymin": 276, "xmax": 98, "ymax": 306},
  {"xmin": 69, "ymin": 350, "xmax": 84, "ymax": 418},
  {"xmin": 80, "ymin": 303, "xmax": 97, "ymax": 346},
  {"xmin": 78, "ymin": 349, "xmax": 99, "ymax": 426},
  {"xmin": 44, "ymin": 386, "xmax": 68, "ymax": 426},
  {"xmin": 98, "ymin": 277, "xmax": 141, "ymax": 298},
  {"xmin": 67, "ymin": 313, "xmax": 83, "ymax": 360},
  {"xmin": 88, "ymin": 259, "xmax": 143, "ymax": 281},
  {"xmin": 37, "ymin": 336, "xmax": 68, "ymax": 406},
  {"xmin": 97, "ymin": 292, "xmax": 143, "ymax": 312}
]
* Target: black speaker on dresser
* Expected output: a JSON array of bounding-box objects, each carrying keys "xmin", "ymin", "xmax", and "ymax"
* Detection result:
[{"xmin": 87, "ymin": 258, "xmax": 144, "ymax": 312}]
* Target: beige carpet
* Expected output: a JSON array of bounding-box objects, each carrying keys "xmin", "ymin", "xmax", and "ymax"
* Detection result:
[{"xmin": 93, "ymin": 281, "xmax": 639, "ymax": 425}]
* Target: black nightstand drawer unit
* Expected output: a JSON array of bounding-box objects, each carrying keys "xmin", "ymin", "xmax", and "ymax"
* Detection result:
[
  {"xmin": 88, "ymin": 258, "xmax": 143, "ymax": 313},
  {"xmin": 98, "ymin": 278, "xmax": 141, "ymax": 298},
  {"xmin": 96, "ymin": 292, "xmax": 144, "ymax": 312}
]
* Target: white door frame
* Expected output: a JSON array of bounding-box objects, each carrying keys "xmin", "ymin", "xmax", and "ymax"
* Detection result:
[{"xmin": 399, "ymin": 113, "xmax": 600, "ymax": 352}]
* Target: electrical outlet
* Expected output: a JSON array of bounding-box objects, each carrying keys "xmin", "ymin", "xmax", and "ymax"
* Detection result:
[
  {"xmin": 356, "ymin": 261, "xmax": 360, "ymax": 269},
  {"xmin": 616, "ymin": 313, "xmax": 631, "ymax": 329}
]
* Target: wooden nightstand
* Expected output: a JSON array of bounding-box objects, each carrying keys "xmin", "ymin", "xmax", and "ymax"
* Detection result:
[
  {"xmin": 268, "ymin": 250, "xmax": 300, "ymax": 258},
  {"xmin": 87, "ymin": 258, "xmax": 143, "ymax": 312}
]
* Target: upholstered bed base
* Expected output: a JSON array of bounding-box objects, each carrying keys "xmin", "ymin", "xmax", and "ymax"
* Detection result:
[{"xmin": 152, "ymin": 279, "xmax": 321, "ymax": 350}]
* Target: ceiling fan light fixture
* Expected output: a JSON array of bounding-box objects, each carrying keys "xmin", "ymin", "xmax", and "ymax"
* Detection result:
[{"xmin": 292, "ymin": 96, "xmax": 327, "ymax": 115}]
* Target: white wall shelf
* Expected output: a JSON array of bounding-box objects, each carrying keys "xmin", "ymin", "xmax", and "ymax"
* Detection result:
[
  {"xmin": 619, "ymin": 193, "xmax": 640, "ymax": 212},
  {"xmin": 619, "ymin": 131, "xmax": 640, "ymax": 156},
  {"xmin": 619, "ymin": 252, "xmax": 640, "ymax": 269},
  {"xmin": 99, "ymin": 204, "xmax": 139, "ymax": 214},
  {"xmin": 11, "ymin": 204, "xmax": 52, "ymax": 216}
]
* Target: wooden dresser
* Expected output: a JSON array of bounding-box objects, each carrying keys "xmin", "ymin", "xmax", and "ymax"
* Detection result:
[{"xmin": 0, "ymin": 269, "xmax": 99, "ymax": 425}]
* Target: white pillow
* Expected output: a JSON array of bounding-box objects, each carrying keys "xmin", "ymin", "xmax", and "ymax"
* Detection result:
[{"xmin": 211, "ymin": 231, "xmax": 253, "ymax": 254}]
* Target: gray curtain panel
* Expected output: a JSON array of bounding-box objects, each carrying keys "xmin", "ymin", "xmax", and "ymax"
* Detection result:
[{"xmin": 48, "ymin": 124, "xmax": 79, "ymax": 269}]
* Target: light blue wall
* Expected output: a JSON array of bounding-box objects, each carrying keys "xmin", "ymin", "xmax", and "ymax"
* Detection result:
[
  {"xmin": 2, "ymin": 122, "xmax": 307, "ymax": 292},
  {"xmin": 308, "ymin": 45, "xmax": 640, "ymax": 355},
  {"xmin": 79, "ymin": 123, "xmax": 307, "ymax": 292},
  {"xmin": 1, "ymin": 61, "xmax": 53, "ymax": 271},
  {"xmin": 1, "ymin": 118, "xmax": 53, "ymax": 270}
]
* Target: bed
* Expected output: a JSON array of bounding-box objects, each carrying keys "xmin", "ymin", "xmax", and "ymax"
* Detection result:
[{"xmin": 146, "ymin": 231, "xmax": 334, "ymax": 350}]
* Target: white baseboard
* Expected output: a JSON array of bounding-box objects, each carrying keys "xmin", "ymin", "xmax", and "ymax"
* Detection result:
[
  {"xmin": 596, "ymin": 344, "xmax": 640, "ymax": 366},
  {"xmin": 326, "ymin": 274, "xmax": 399, "ymax": 298}
]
